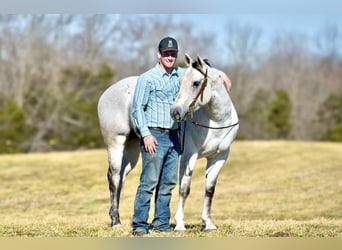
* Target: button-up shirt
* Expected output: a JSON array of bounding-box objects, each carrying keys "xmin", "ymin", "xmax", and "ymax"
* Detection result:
[{"xmin": 132, "ymin": 63, "xmax": 186, "ymax": 138}]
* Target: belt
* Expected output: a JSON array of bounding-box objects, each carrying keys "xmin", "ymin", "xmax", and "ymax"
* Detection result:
[{"xmin": 148, "ymin": 127, "xmax": 178, "ymax": 135}]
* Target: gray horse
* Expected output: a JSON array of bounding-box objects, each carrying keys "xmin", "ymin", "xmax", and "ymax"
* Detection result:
[{"xmin": 97, "ymin": 54, "xmax": 238, "ymax": 230}]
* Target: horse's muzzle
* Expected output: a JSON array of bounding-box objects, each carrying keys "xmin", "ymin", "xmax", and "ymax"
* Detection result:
[{"xmin": 170, "ymin": 106, "xmax": 187, "ymax": 122}]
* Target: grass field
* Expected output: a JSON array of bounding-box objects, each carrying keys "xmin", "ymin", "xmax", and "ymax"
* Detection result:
[{"xmin": 0, "ymin": 141, "xmax": 341, "ymax": 237}]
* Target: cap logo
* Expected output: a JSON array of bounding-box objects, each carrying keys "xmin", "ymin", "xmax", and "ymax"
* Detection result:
[{"xmin": 168, "ymin": 40, "xmax": 173, "ymax": 48}]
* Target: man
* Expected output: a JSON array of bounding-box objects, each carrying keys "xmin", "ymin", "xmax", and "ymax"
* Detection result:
[
  {"xmin": 131, "ymin": 36, "xmax": 182, "ymax": 236},
  {"xmin": 131, "ymin": 37, "xmax": 232, "ymax": 236}
]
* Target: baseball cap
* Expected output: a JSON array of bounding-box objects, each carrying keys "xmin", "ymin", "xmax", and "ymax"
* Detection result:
[{"xmin": 158, "ymin": 37, "xmax": 178, "ymax": 52}]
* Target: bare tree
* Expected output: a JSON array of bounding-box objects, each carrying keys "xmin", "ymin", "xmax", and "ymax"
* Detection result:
[
  {"xmin": 107, "ymin": 15, "xmax": 216, "ymax": 77},
  {"xmin": 222, "ymin": 20, "xmax": 263, "ymax": 111},
  {"xmin": 315, "ymin": 21, "xmax": 341, "ymax": 62},
  {"xmin": 66, "ymin": 15, "xmax": 122, "ymax": 67}
]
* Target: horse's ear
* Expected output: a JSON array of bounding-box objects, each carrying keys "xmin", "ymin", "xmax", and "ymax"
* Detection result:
[
  {"xmin": 197, "ymin": 55, "xmax": 207, "ymax": 71},
  {"xmin": 184, "ymin": 53, "xmax": 192, "ymax": 66}
]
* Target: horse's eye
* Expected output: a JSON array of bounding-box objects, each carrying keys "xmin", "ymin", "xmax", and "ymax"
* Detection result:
[{"xmin": 193, "ymin": 80, "xmax": 201, "ymax": 87}]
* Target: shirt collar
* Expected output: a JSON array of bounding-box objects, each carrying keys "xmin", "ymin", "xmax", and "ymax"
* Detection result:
[{"xmin": 156, "ymin": 63, "xmax": 179, "ymax": 77}]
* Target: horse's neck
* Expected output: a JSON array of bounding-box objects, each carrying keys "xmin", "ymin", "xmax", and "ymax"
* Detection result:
[{"xmin": 208, "ymin": 79, "xmax": 235, "ymax": 122}]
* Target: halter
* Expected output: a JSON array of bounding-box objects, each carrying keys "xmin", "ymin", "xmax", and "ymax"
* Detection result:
[
  {"xmin": 188, "ymin": 68, "xmax": 208, "ymax": 119},
  {"xmin": 178, "ymin": 65, "xmax": 239, "ymax": 155},
  {"xmin": 186, "ymin": 67, "xmax": 239, "ymax": 130}
]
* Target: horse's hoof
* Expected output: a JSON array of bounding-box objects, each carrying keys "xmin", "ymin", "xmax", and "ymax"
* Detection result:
[
  {"xmin": 204, "ymin": 225, "xmax": 217, "ymax": 231},
  {"xmin": 174, "ymin": 225, "xmax": 186, "ymax": 231},
  {"xmin": 111, "ymin": 220, "xmax": 122, "ymax": 228}
]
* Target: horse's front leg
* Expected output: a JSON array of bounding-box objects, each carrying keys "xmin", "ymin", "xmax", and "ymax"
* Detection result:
[
  {"xmin": 202, "ymin": 153, "xmax": 228, "ymax": 230},
  {"xmin": 174, "ymin": 153, "xmax": 198, "ymax": 231}
]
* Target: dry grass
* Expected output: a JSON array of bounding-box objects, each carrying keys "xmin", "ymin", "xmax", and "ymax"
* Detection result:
[{"xmin": 0, "ymin": 141, "xmax": 341, "ymax": 237}]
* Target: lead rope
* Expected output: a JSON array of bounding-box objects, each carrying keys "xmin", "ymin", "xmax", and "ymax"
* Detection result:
[
  {"xmin": 177, "ymin": 121, "xmax": 186, "ymax": 155},
  {"xmin": 189, "ymin": 118, "xmax": 239, "ymax": 130}
]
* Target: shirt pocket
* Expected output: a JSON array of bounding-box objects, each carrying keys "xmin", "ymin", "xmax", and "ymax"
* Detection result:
[{"xmin": 154, "ymin": 87, "xmax": 174, "ymax": 104}]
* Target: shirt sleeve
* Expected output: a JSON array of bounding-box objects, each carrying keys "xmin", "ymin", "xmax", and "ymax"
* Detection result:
[{"xmin": 132, "ymin": 74, "xmax": 151, "ymax": 138}]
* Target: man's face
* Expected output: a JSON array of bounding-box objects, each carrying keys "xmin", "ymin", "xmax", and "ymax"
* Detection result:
[{"xmin": 159, "ymin": 50, "xmax": 178, "ymax": 69}]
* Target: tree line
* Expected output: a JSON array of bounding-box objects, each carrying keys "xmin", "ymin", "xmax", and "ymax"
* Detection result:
[{"xmin": 0, "ymin": 14, "xmax": 341, "ymax": 153}]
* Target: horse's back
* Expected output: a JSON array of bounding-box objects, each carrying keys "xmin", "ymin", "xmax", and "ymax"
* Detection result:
[{"xmin": 97, "ymin": 76, "xmax": 138, "ymax": 145}]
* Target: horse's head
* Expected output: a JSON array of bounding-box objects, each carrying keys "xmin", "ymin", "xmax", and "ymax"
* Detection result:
[{"xmin": 171, "ymin": 53, "xmax": 212, "ymax": 121}]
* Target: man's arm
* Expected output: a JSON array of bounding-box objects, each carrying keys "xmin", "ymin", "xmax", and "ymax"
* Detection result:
[
  {"xmin": 132, "ymin": 76, "xmax": 151, "ymax": 138},
  {"xmin": 132, "ymin": 76, "xmax": 158, "ymax": 153},
  {"xmin": 219, "ymin": 71, "xmax": 232, "ymax": 92}
]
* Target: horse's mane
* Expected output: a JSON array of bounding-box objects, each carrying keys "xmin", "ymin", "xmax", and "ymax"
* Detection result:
[{"xmin": 192, "ymin": 59, "xmax": 211, "ymax": 70}]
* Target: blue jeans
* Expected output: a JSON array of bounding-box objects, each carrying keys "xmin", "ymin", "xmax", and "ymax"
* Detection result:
[{"xmin": 132, "ymin": 130, "xmax": 180, "ymax": 232}]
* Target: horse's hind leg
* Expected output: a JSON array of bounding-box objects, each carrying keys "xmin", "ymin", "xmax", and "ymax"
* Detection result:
[
  {"xmin": 202, "ymin": 152, "xmax": 228, "ymax": 230},
  {"xmin": 107, "ymin": 135, "xmax": 126, "ymax": 227},
  {"xmin": 107, "ymin": 134, "xmax": 140, "ymax": 228},
  {"xmin": 120, "ymin": 137, "xmax": 140, "ymax": 183}
]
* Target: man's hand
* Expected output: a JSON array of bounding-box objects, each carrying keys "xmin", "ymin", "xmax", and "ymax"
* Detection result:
[{"xmin": 143, "ymin": 135, "xmax": 158, "ymax": 154}]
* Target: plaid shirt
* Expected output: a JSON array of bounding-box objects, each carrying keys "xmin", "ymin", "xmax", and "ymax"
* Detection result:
[{"xmin": 132, "ymin": 63, "xmax": 186, "ymax": 138}]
